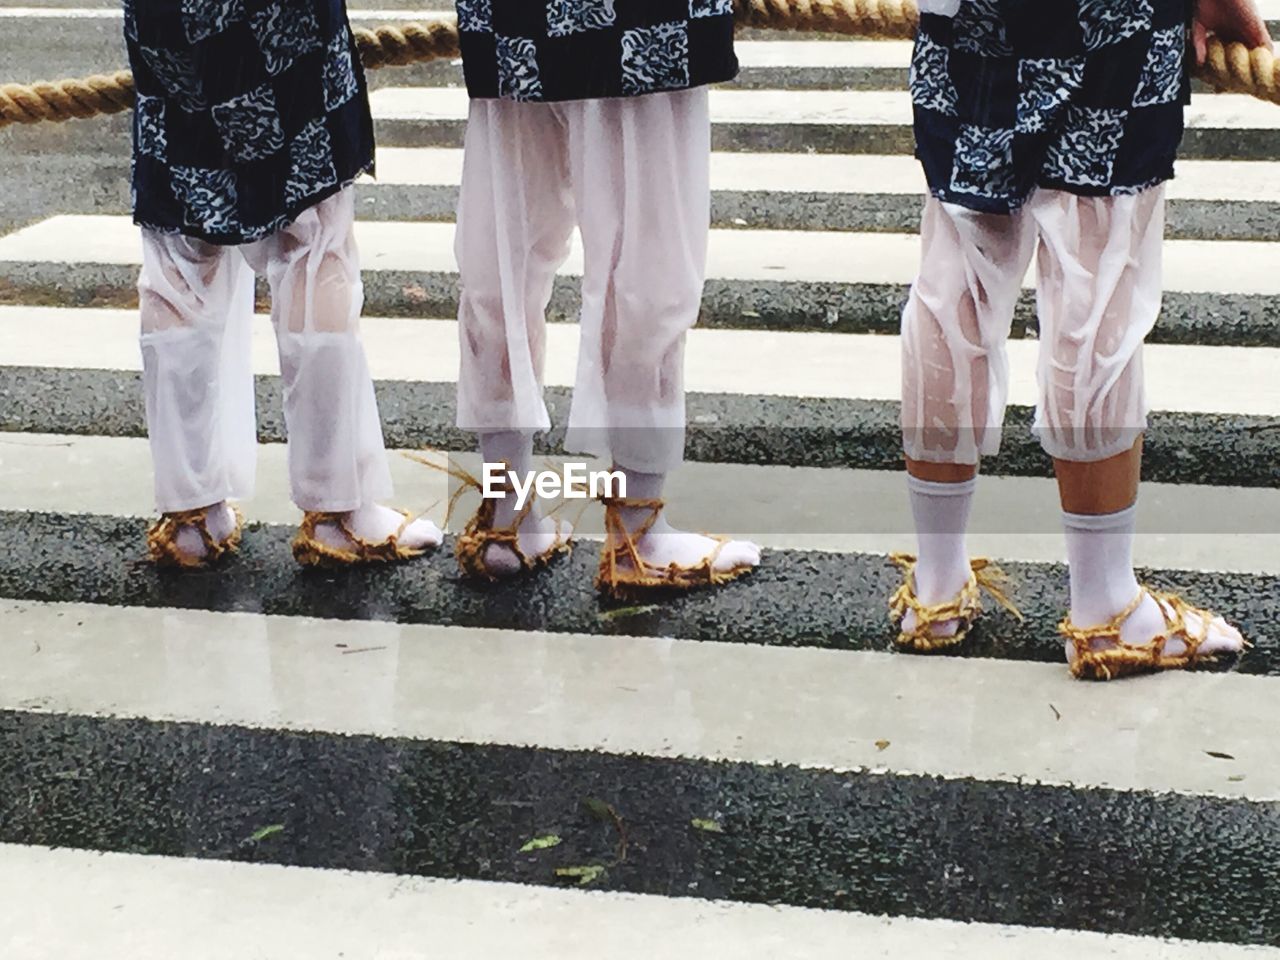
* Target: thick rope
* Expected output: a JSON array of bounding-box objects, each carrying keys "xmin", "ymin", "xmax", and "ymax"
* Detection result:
[{"xmin": 3, "ymin": 2, "xmax": 1280, "ymax": 130}]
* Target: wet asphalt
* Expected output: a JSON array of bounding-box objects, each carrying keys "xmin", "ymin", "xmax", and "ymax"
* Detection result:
[
  {"xmin": 2, "ymin": 708, "xmax": 1279, "ymax": 946},
  {"xmin": 0, "ymin": 510, "xmax": 1273, "ymax": 673}
]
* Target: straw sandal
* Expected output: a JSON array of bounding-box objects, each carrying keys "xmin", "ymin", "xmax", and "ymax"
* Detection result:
[
  {"xmin": 146, "ymin": 504, "xmax": 245, "ymax": 569},
  {"xmin": 888, "ymin": 553, "xmax": 1023, "ymax": 652},
  {"xmin": 292, "ymin": 509, "xmax": 430, "ymax": 568},
  {"xmin": 454, "ymin": 492, "xmax": 573, "ymax": 581},
  {"xmin": 596, "ymin": 496, "xmax": 756, "ymax": 601},
  {"xmin": 406, "ymin": 453, "xmax": 573, "ymax": 581},
  {"xmin": 1060, "ymin": 588, "xmax": 1246, "ymax": 681}
]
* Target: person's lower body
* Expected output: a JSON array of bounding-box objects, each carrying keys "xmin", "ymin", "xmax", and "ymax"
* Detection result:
[
  {"xmin": 452, "ymin": 88, "xmax": 760, "ymax": 594},
  {"xmin": 894, "ymin": 186, "xmax": 1244, "ymax": 679},
  {"xmin": 139, "ymin": 188, "xmax": 441, "ymax": 568}
]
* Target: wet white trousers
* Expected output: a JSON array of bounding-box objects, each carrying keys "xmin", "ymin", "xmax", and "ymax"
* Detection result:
[
  {"xmin": 454, "ymin": 87, "xmax": 712, "ymax": 474},
  {"xmin": 902, "ymin": 186, "xmax": 1166, "ymax": 465},
  {"xmin": 139, "ymin": 188, "xmax": 394, "ymax": 514}
]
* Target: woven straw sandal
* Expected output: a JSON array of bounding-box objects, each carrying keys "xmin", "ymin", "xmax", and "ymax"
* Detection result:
[
  {"xmin": 146, "ymin": 505, "xmax": 245, "ymax": 569},
  {"xmin": 453, "ymin": 491, "xmax": 573, "ymax": 581},
  {"xmin": 292, "ymin": 509, "xmax": 430, "ymax": 568},
  {"xmin": 888, "ymin": 553, "xmax": 1023, "ymax": 652},
  {"xmin": 596, "ymin": 496, "xmax": 756, "ymax": 601},
  {"xmin": 405, "ymin": 453, "xmax": 573, "ymax": 581},
  {"xmin": 1060, "ymin": 588, "xmax": 1245, "ymax": 681}
]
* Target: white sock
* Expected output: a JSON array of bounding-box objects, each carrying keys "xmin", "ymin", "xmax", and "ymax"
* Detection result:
[
  {"xmin": 908, "ymin": 474, "xmax": 977, "ymax": 605},
  {"xmin": 1062, "ymin": 503, "xmax": 1143, "ymax": 628},
  {"xmin": 312, "ymin": 502, "xmax": 442, "ymax": 553},
  {"xmin": 614, "ymin": 469, "xmax": 665, "ymax": 531},
  {"xmin": 479, "ymin": 430, "xmax": 535, "ymax": 528},
  {"xmin": 1061, "ymin": 502, "xmax": 1246, "ymax": 661},
  {"xmin": 472, "ymin": 430, "xmax": 563, "ymax": 576},
  {"xmin": 609, "ymin": 467, "xmax": 761, "ymax": 577},
  {"xmin": 172, "ymin": 501, "xmax": 239, "ymax": 561}
]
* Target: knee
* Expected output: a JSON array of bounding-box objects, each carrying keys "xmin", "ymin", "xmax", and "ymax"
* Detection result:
[
  {"xmin": 138, "ymin": 234, "xmax": 228, "ymax": 334},
  {"xmin": 607, "ymin": 279, "xmax": 702, "ymax": 358},
  {"xmin": 273, "ymin": 249, "xmax": 358, "ymax": 337},
  {"xmin": 1036, "ymin": 356, "xmax": 1146, "ymax": 460}
]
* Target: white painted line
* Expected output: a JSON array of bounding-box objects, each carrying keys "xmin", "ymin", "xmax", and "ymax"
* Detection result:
[
  {"xmin": 734, "ymin": 39, "xmax": 914, "ymax": 68},
  {"xmin": 371, "ymin": 147, "xmax": 1280, "ymax": 204},
  {"xmin": 3, "ymin": 434, "xmax": 1278, "ymax": 573},
  {"xmin": 5, "ymin": 598, "xmax": 1280, "ymax": 801},
  {"xmin": 371, "ymin": 86, "xmax": 1280, "ymax": 130},
  {"xmin": 3, "ymin": 215, "xmax": 1279, "ymax": 294},
  {"xmin": 5, "ymin": 306, "xmax": 1280, "ymax": 417},
  {"xmin": 0, "ymin": 433, "xmax": 451, "ymax": 528},
  {"xmin": 5, "ymin": 845, "xmax": 1272, "ymax": 960}
]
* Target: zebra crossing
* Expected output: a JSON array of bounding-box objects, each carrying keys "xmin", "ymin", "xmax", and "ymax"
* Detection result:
[{"xmin": 2, "ymin": 8, "xmax": 1280, "ymax": 957}]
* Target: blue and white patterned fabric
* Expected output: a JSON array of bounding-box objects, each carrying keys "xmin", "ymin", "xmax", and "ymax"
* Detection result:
[
  {"xmin": 911, "ymin": 0, "xmax": 1193, "ymax": 213},
  {"xmin": 126, "ymin": 0, "xmax": 375, "ymax": 245},
  {"xmin": 455, "ymin": 0, "xmax": 738, "ymax": 102}
]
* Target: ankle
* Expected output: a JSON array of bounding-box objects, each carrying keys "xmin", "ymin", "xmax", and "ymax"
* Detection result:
[
  {"xmin": 913, "ymin": 552, "xmax": 973, "ymax": 606},
  {"xmin": 1063, "ymin": 503, "xmax": 1143, "ymax": 628},
  {"xmin": 907, "ymin": 474, "xmax": 976, "ymax": 605}
]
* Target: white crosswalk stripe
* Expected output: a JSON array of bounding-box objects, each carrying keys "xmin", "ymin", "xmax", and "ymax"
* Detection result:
[
  {"xmin": 6, "ymin": 306, "xmax": 1280, "ymax": 415},
  {"xmin": 9, "ymin": 845, "xmax": 1277, "ymax": 960},
  {"xmin": 1, "ymin": 13, "xmax": 1279, "ymax": 959},
  {"xmin": 4, "ymin": 214, "xmax": 1280, "ymax": 293},
  {"xmin": 369, "ymin": 147, "xmax": 1280, "ymax": 204},
  {"xmin": 5, "ymin": 597, "xmax": 1279, "ymax": 801},
  {"xmin": 370, "ymin": 86, "xmax": 1280, "ymax": 131},
  {"xmin": 5, "ymin": 434, "xmax": 1280, "ymax": 570}
]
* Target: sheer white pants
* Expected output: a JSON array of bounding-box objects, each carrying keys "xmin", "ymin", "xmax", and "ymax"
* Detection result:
[
  {"xmin": 902, "ymin": 186, "xmax": 1166, "ymax": 466},
  {"xmin": 139, "ymin": 187, "xmax": 394, "ymax": 513},
  {"xmin": 454, "ymin": 88, "xmax": 711, "ymax": 474}
]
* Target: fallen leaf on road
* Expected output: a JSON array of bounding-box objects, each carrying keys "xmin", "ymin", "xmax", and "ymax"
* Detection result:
[
  {"xmin": 555, "ymin": 865, "xmax": 606, "ymax": 886},
  {"xmin": 519, "ymin": 835, "xmax": 562, "ymax": 853}
]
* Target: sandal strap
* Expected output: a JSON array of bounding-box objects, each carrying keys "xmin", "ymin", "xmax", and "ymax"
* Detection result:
[
  {"xmin": 597, "ymin": 498, "xmax": 750, "ymax": 594},
  {"xmin": 1059, "ymin": 588, "xmax": 1222, "ymax": 670},
  {"xmin": 599, "ymin": 497, "xmax": 665, "ymax": 585},
  {"xmin": 147, "ymin": 505, "xmax": 243, "ymax": 567},
  {"xmin": 294, "ymin": 509, "xmax": 424, "ymax": 566},
  {"xmin": 407, "ymin": 452, "xmax": 568, "ymax": 578},
  {"xmin": 888, "ymin": 553, "xmax": 1024, "ymax": 632}
]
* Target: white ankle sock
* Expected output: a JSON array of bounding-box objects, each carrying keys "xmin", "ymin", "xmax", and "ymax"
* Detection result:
[
  {"xmin": 607, "ymin": 467, "xmax": 762, "ymax": 577},
  {"xmin": 907, "ymin": 474, "xmax": 977, "ymax": 604},
  {"xmin": 615, "ymin": 469, "xmax": 665, "ymax": 532},
  {"xmin": 479, "ymin": 431, "xmax": 535, "ymax": 528},
  {"xmin": 1063, "ymin": 503, "xmax": 1143, "ymax": 628}
]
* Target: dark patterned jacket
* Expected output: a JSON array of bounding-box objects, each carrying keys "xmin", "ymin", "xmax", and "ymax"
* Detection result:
[
  {"xmin": 455, "ymin": 0, "xmax": 739, "ymax": 102},
  {"xmin": 910, "ymin": 0, "xmax": 1195, "ymax": 214},
  {"xmin": 126, "ymin": 0, "xmax": 374, "ymax": 245}
]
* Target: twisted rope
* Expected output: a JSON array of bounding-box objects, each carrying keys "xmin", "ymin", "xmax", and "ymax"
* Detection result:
[{"xmin": 2, "ymin": 1, "xmax": 1278, "ymax": 130}]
